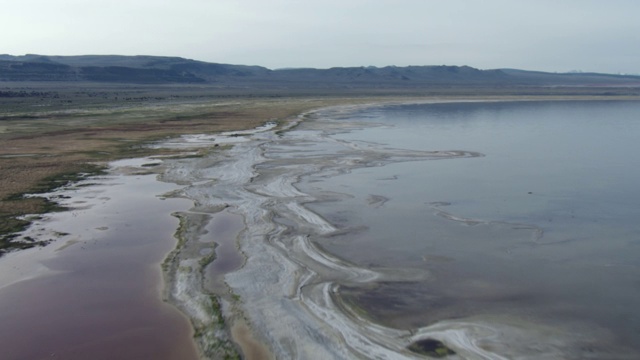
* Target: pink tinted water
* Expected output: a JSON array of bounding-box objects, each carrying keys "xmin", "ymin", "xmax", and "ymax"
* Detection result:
[{"xmin": 0, "ymin": 174, "xmax": 199, "ymax": 360}]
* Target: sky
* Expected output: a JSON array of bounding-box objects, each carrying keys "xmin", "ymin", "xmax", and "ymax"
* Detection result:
[{"xmin": 2, "ymin": 0, "xmax": 640, "ymax": 74}]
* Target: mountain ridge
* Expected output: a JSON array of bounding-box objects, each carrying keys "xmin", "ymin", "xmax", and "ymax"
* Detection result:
[{"xmin": 1, "ymin": 54, "xmax": 639, "ymax": 88}]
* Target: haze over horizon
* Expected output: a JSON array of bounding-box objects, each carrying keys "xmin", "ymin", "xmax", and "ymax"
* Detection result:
[{"xmin": 3, "ymin": 0, "xmax": 639, "ymax": 75}]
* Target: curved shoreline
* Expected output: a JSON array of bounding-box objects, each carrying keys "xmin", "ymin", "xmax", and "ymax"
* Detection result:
[
  {"xmin": 157, "ymin": 99, "xmax": 640, "ymax": 360},
  {"xmin": 156, "ymin": 104, "xmax": 519, "ymax": 359}
]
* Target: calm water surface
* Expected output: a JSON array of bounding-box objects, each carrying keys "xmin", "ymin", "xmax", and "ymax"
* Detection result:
[
  {"xmin": 0, "ymin": 171, "xmax": 199, "ymax": 360},
  {"xmin": 296, "ymin": 101, "xmax": 640, "ymax": 355}
]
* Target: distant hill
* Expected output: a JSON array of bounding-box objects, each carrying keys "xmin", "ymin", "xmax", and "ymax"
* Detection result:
[
  {"xmin": 1, "ymin": 54, "xmax": 639, "ymax": 88},
  {"xmin": 0, "ymin": 54, "xmax": 268, "ymax": 83}
]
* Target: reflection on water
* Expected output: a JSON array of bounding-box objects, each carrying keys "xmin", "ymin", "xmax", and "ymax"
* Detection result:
[
  {"xmin": 293, "ymin": 101, "xmax": 640, "ymax": 356},
  {"xmin": 0, "ymin": 172, "xmax": 199, "ymax": 360},
  {"xmin": 204, "ymin": 211, "xmax": 245, "ymax": 293}
]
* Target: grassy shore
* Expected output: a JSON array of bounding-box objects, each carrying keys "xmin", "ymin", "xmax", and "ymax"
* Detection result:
[{"xmin": 1, "ymin": 82, "xmax": 639, "ymax": 253}]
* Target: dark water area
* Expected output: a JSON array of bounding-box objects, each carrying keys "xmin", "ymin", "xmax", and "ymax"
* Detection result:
[
  {"xmin": 203, "ymin": 211, "xmax": 245, "ymax": 292},
  {"xmin": 296, "ymin": 101, "xmax": 640, "ymax": 356},
  {"xmin": 205, "ymin": 211, "xmax": 244, "ymax": 275},
  {"xmin": 0, "ymin": 173, "xmax": 198, "ymax": 360}
]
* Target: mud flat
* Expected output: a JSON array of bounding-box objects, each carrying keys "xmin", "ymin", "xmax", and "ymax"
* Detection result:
[{"xmin": 150, "ymin": 102, "xmax": 606, "ymax": 360}]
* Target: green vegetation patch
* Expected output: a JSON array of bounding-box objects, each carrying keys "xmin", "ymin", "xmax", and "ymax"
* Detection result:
[
  {"xmin": 198, "ymin": 250, "xmax": 217, "ymax": 268},
  {"xmin": 0, "ymin": 216, "xmax": 30, "ymax": 242},
  {"xmin": 408, "ymin": 338, "xmax": 456, "ymax": 358},
  {"xmin": 25, "ymin": 163, "xmax": 107, "ymax": 196},
  {"xmin": 0, "ymin": 215, "xmax": 51, "ymax": 255}
]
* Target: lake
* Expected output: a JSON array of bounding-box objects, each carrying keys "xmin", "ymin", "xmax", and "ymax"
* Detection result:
[
  {"xmin": 4, "ymin": 99, "xmax": 638, "ymax": 359},
  {"xmin": 0, "ymin": 161, "xmax": 199, "ymax": 360},
  {"xmin": 277, "ymin": 100, "xmax": 640, "ymax": 358}
]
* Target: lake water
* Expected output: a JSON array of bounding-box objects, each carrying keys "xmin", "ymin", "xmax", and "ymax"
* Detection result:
[
  {"xmin": 287, "ymin": 101, "xmax": 640, "ymax": 358},
  {"xmin": 0, "ymin": 163, "xmax": 199, "ymax": 360},
  {"xmin": 19, "ymin": 100, "xmax": 633, "ymax": 359}
]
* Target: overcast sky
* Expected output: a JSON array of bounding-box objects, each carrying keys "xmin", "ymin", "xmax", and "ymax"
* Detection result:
[{"xmin": 2, "ymin": 0, "xmax": 639, "ymax": 74}]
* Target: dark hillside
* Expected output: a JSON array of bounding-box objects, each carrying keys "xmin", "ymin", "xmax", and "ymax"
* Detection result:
[
  {"xmin": 1, "ymin": 54, "xmax": 639, "ymax": 89},
  {"xmin": 0, "ymin": 60, "xmax": 77, "ymax": 81}
]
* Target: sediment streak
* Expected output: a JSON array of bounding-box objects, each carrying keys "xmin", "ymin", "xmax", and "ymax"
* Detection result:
[{"xmin": 159, "ymin": 107, "xmax": 510, "ymax": 360}]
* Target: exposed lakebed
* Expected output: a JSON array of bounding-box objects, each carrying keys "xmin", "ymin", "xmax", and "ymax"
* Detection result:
[{"xmin": 159, "ymin": 100, "xmax": 640, "ymax": 359}]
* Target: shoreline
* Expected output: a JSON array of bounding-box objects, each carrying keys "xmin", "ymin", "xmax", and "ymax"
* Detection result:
[
  {"xmin": 0, "ymin": 159, "xmax": 201, "ymax": 359},
  {"xmin": 159, "ymin": 97, "xmax": 640, "ymax": 359},
  {"xmin": 2, "ymin": 96, "xmax": 639, "ymax": 359},
  {"xmin": 154, "ymin": 100, "xmax": 539, "ymax": 359}
]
